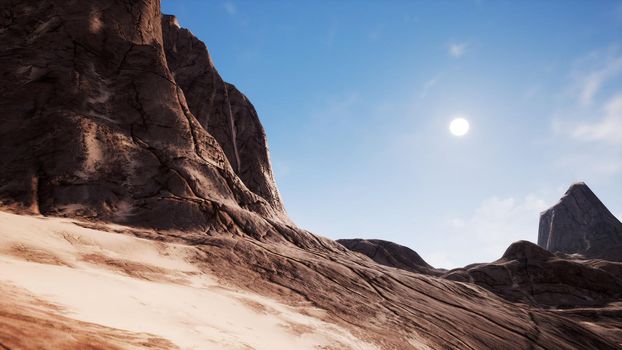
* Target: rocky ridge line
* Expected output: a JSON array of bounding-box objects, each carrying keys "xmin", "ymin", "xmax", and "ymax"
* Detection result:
[
  {"xmin": 1, "ymin": 1, "xmax": 622, "ymax": 349},
  {"xmin": 538, "ymin": 182, "xmax": 622, "ymax": 261}
]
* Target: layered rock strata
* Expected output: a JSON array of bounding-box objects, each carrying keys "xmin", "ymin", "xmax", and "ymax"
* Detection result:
[
  {"xmin": 1, "ymin": 1, "xmax": 622, "ymax": 349},
  {"xmin": 337, "ymin": 238, "xmax": 443, "ymax": 276}
]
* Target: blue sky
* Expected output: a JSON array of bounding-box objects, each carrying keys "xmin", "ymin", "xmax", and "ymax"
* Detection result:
[{"xmin": 162, "ymin": 0, "xmax": 622, "ymax": 268}]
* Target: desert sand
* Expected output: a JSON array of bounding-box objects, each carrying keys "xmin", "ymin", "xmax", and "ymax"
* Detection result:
[
  {"xmin": 0, "ymin": 211, "xmax": 378, "ymax": 350},
  {"xmin": 1, "ymin": 1, "xmax": 621, "ymax": 348}
]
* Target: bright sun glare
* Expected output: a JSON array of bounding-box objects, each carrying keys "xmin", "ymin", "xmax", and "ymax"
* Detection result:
[{"xmin": 449, "ymin": 117, "xmax": 470, "ymax": 136}]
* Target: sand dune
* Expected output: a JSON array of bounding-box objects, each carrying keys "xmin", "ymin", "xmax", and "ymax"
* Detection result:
[{"xmin": 0, "ymin": 211, "xmax": 378, "ymax": 350}]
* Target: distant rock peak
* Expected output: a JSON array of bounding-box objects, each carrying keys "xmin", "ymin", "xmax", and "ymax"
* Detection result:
[
  {"xmin": 163, "ymin": 14, "xmax": 181, "ymax": 28},
  {"xmin": 501, "ymin": 240, "xmax": 554, "ymax": 262},
  {"xmin": 538, "ymin": 182, "xmax": 622, "ymax": 261},
  {"xmin": 161, "ymin": 15, "xmax": 287, "ymax": 217},
  {"xmin": 337, "ymin": 238, "xmax": 442, "ymax": 276}
]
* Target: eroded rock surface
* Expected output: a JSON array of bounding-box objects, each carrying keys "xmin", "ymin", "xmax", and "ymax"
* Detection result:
[
  {"xmin": 538, "ymin": 182, "xmax": 622, "ymax": 261},
  {"xmin": 1, "ymin": 1, "xmax": 622, "ymax": 349},
  {"xmin": 444, "ymin": 241, "xmax": 622, "ymax": 308},
  {"xmin": 0, "ymin": 0, "xmax": 293, "ymax": 238},
  {"xmin": 337, "ymin": 238, "xmax": 443, "ymax": 276},
  {"xmin": 161, "ymin": 15, "xmax": 286, "ymax": 218}
]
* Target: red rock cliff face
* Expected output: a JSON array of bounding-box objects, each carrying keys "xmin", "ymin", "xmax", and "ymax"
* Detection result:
[
  {"xmin": 0, "ymin": 0, "xmax": 288, "ymax": 234},
  {"xmin": 161, "ymin": 14, "xmax": 286, "ymax": 216},
  {"xmin": 2, "ymin": 2, "xmax": 622, "ymax": 349}
]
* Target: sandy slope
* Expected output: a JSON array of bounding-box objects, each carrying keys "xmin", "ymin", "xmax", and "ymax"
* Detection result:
[{"xmin": 0, "ymin": 211, "xmax": 378, "ymax": 350}]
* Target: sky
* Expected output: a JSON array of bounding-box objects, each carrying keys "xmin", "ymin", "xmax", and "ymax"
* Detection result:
[{"xmin": 162, "ymin": 0, "xmax": 622, "ymax": 268}]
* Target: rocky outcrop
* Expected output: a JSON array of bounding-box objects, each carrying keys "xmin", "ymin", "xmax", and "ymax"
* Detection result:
[
  {"xmin": 0, "ymin": 0, "xmax": 293, "ymax": 237},
  {"xmin": 161, "ymin": 15, "xmax": 286, "ymax": 218},
  {"xmin": 538, "ymin": 182, "xmax": 622, "ymax": 261},
  {"xmin": 338, "ymin": 236, "xmax": 622, "ymax": 308},
  {"xmin": 444, "ymin": 241, "xmax": 622, "ymax": 307},
  {"xmin": 337, "ymin": 238, "xmax": 443, "ymax": 275},
  {"xmin": 2, "ymin": 2, "xmax": 622, "ymax": 349}
]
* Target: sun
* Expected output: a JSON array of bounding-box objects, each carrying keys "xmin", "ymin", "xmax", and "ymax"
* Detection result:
[{"xmin": 449, "ymin": 117, "xmax": 470, "ymax": 136}]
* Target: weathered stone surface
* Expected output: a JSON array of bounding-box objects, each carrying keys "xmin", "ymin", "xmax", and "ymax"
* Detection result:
[
  {"xmin": 338, "ymin": 237, "xmax": 622, "ymax": 308},
  {"xmin": 337, "ymin": 238, "xmax": 443, "ymax": 276},
  {"xmin": 444, "ymin": 240, "xmax": 622, "ymax": 308},
  {"xmin": 0, "ymin": 0, "xmax": 289, "ymax": 236},
  {"xmin": 1, "ymin": 1, "xmax": 622, "ymax": 349},
  {"xmin": 538, "ymin": 182, "xmax": 622, "ymax": 261},
  {"xmin": 161, "ymin": 15, "xmax": 287, "ymax": 219}
]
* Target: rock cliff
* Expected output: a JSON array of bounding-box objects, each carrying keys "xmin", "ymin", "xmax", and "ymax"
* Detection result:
[
  {"xmin": 444, "ymin": 240, "xmax": 622, "ymax": 308},
  {"xmin": 1, "ymin": 1, "xmax": 621, "ymax": 349},
  {"xmin": 337, "ymin": 238, "xmax": 443, "ymax": 276},
  {"xmin": 538, "ymin": 182, "xmax": 622, "ymax": 261},
  {"xmin": 0, "ymin": 0, "xmax": 293, "ymax": 238},
  {"xmin": 161, "ymin": 15, "xmax": 286, "ymax": 217}
]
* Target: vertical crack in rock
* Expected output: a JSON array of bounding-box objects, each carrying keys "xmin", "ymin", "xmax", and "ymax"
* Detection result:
[
  {"xmin": 0, "ymin": 0, "xmax": 287, "ymax": 231},
  {"xmin": 1, "ymin": 3, "xmax": 622, "ymax": 349},
  {"xmin": 161, "ymin": 14, "xmax": 286, "ymax": 217},
  {"xmin": 223, "ymin": 81, "xmax": 242, "ymax": 174},
  {"xmin": 537, "ymin": 182, "xmax": 622, "ymax": 261}
]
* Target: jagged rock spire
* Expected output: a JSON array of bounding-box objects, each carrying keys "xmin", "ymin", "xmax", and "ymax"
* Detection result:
[{"xmin": 538, "ymin": 182, "xmax": 622, "ymax": 261}]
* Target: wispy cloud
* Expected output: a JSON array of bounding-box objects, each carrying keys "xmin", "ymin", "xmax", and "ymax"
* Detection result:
[
  {"xmin": 308, "ymin": 91, "xmax": 360, "ymax": 128},
  {"xmin": 445, "ymin": 194, "xmax": 550, "ymax": 263},
  {"xmin": 425, "ymin": 252, "xmax": 456, "ymax": 270},
  {"xmin": 571, "ymin": 93, "xmax": 622, "ymax": 144},
  {"xmin": 223, "ymin": 1, "xmax": 236, "ymax": 16},
  {"xmin": 551, "ymin": 120, "xmax": 622, "ymax": 177},
  {"xmin": 553, "ymin": 151, "xmax": 622, "ymax": 177},
  {"xmin": 448, "ymin": 42, "xmax": 468, "ymax": 58},
  {"xmin": 420, "ymin": 75, "xmax": 440, "ymax": 99},
  {"xmin": 578, "ymin": 57, "xmax": 622, "ymax": 105},
  {"xmin": 552, "ymin": 48, "xmax": 622, "ymax": 176},
  {"xmin": 553, "ymin": 49, "xmax": 622, "ymax": 145}
]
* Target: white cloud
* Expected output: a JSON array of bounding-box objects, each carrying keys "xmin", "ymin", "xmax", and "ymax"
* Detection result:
[
  {"xmin": 571, "ymin": 93, "xmax": 622, "ymax": 144},
  {"xmin": 552, "ymin": 149, "xmax": 622, "ymax": 178},
  {"xmin": 551, "ymin": 49, "xmax": 622, "ymax": 177},
  {"xmin": 446, "ymin": 194, "xmax": 550, "ymax": 262},
  {"xmin": 448, "ymin": 42, "xmax": 468, "ymax": 58},
  {"xmin": 578, "ymin": 56, "xmax": 622, "ymax": 105},
  {"xmin": 420, "ymin": 75, "xmax": 440, "ymax": 98},
  {"xmin": 425, "ymin": 252, "xmax": 456, "ymax": 270},
  {"xmin": 223, "ymin": 1, "xmax": 236, "ymax": 15}
]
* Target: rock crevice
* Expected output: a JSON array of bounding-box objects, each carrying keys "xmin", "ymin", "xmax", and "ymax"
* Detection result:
[{"xmin": 0, "ymin": 1, "xmax": 289, "ymax": 238}]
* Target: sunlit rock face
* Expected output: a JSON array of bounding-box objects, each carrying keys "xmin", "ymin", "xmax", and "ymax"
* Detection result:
[
  {"xmin": 2, "ymin": 2, "xmax": 622, "ymax": 349},
  {"xmin": 161, "ymin": 15, "xmax": 287, "ymax": 218},
  {"xmin": 0, "ymin": 0, "xmax": 288, "ymax": 234},
  {"xmin": 538, "ymin": 182, "xmax": 622, "ymax": 261}
]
